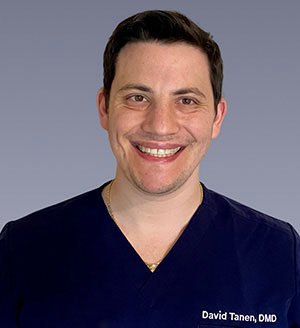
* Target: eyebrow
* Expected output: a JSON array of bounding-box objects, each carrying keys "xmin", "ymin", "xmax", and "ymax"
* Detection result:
[
  {"xmin": 118, "ymin": 84, "xmax": 207, "ymax": 100},
  {"xmin": 118, "ymin": 84, "xmax": 153, "ymax": 93},
  {"xmin": 172, "ymin": 88, "xmax": 207, "ymax": 100}
]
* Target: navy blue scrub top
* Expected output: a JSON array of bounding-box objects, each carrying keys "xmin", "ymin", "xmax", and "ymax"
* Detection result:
[{"xmin": 0, "ymin": 181, "xmax": 299, "ymax": 327}]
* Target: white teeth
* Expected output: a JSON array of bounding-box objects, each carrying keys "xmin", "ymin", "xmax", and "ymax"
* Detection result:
[{"xmin": 137, "ymin": 145, "xmax": 181, "ymax": 157}]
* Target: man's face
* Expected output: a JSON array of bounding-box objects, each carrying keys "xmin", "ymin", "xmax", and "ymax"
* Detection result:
[{"xmin": 98, "ymin": 42, "xmax": 226, "ymax": 194}]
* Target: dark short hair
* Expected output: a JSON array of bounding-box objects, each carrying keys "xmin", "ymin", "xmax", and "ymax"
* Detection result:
[{"xmin": 103, "ymin": 10, "xmax": 223, "ymax": 111}]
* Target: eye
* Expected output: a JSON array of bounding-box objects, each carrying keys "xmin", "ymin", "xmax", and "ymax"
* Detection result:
[
  {"xmin": 130, "ymin": 95, "xmax": 147, "ymax": 102},
  {"xmin": 180, "ymin": 97, "xmax": 195, "ymax": 105}
]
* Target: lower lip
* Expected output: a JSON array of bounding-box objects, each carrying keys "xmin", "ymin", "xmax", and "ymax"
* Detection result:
[{"xmin": 133, "ymin": 145, "xmax": 184, "ymax": 162}]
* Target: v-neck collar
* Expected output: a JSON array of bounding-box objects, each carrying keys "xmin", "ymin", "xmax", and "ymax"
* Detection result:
[{"xmin": 96, "ymin": 181, "xmax": 215, "ymax": 308}]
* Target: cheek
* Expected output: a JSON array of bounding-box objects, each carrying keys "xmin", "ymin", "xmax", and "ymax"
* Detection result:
[
  {"xmin": 182, "ymin": 116, "xmax": 214, "ymax": 142},
  {"xmin": 110, "ymin": 109, "xmax": 145, "ymax": 136},
  {"xmin": 107, "ymin": 113, "xmax": 137, "ymax": 154}
]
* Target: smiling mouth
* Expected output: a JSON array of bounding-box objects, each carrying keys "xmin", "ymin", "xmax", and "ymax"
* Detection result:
[{"xmin": 136, "ymin": 144, "xmax": 182, "ymax": 157}]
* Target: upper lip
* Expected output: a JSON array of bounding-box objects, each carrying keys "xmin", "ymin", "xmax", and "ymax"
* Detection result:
[{"xmin": 131, "ymin": 141, "xmax": 184, "ymax": 149}]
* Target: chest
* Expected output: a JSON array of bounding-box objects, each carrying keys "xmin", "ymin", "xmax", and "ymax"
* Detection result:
[{"xmin": 17, "ymin": 226, "xmax": 293, "ymax": 328}]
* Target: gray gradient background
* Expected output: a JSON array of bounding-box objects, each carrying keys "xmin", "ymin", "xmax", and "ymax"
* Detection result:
[{"xmin": 1, "ymin": 1, "xmax": 299, "ymax": 232}]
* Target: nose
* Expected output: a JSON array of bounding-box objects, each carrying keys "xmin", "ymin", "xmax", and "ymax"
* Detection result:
[{"xmin": 141, "ymin": 100, "xmax": 180, "ymax": 137}]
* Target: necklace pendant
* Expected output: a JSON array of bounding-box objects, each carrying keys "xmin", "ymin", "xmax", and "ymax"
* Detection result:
[{"xmin": 147, "ymin": 262, "xmax": 160, "ymax": 272}]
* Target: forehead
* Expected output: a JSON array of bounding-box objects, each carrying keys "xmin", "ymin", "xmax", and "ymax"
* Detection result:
[{"xmin": 113, "ymin": 42, "xmax": 212, "ymax": 92}]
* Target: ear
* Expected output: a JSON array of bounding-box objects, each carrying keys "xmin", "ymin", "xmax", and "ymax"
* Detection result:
[
  {"xmin": 212, "ymin": 97, "xmax": 227, "ymax": 139},
  {"xmin": 97, "ymin": 87, "xmax": 109, "ymax": 131}
]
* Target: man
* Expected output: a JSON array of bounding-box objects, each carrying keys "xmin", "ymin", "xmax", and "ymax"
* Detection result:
[{"xmin": 0, "ymin": 10, "xmax": 299, "ymax": 327}]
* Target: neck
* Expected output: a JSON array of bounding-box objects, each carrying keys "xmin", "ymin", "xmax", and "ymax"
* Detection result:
[{"xmin": 103, "ymin": 171, "xmax": 202, "ymax": 233}]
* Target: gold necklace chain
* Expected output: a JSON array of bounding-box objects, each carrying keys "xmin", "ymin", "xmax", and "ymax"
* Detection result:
[{"xmin": 105, "ymin": 180, "xmax": 203, "ymax": 272}]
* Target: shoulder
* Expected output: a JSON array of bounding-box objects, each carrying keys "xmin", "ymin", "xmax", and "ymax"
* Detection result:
[
  {"xmin": 201, "ymin": 184, "xmax": 299, "ymax": 284},
  {"xmin": 0, "ymin": 182, "xmax": 109, "ymax": 245},
  {"xmin": 202, "ymin": 183, "xmax": 296, "ymax": 240}
]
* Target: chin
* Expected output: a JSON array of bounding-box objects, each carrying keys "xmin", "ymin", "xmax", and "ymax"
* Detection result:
[{"xmin": 130, "ymin": 173, "xmax": 188, "ymax": 196}]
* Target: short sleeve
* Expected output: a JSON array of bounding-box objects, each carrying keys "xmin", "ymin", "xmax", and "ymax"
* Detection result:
[
  {"xmin": 287, "ymin": 226, "xmax": 300, "ymax": 327},
  {"xmin": 0, "ymin": 222, "xmax": 18, "ymax": 327}
]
